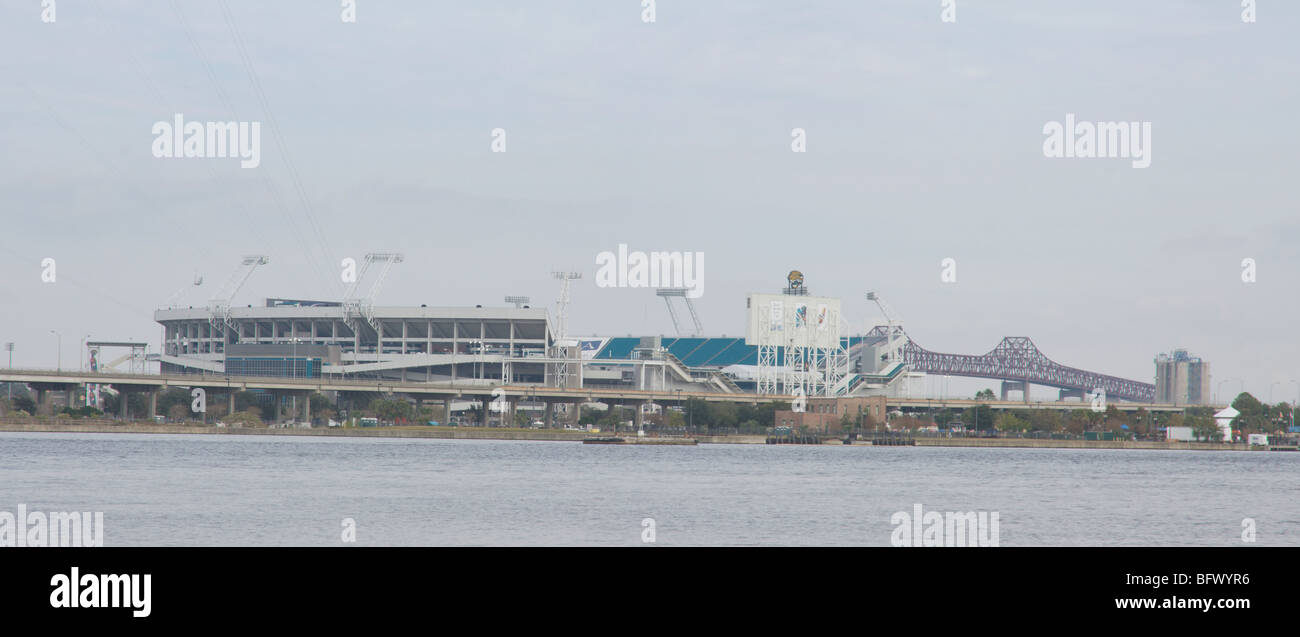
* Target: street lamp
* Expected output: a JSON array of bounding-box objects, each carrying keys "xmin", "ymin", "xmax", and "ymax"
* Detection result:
[
  {"xmin": 675, "ymin": 389, "xmax": 682, "ymax": 433},
  {"xmin": 49, "ymin": 330, "xmax": 62, "ymax": 371},
  {"xmin": 1217, "ymin": 378, "xmax": 1242, "ymax": 405},
  {"xmin": 289, "ymin": 337, "xmax": 302, "ymax": 378},
  {"xmin": 1290, "ymin": 380, "xmax": 1299, "ymax": 431},
  {"xmin": 81, "ymin": 334, "xmax": 91, "ymax": 371}
]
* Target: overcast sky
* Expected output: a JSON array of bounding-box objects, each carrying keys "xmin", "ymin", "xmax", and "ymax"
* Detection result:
[{"xmin": 1, "ymin": 1, "xmax": 1297, "ymax": 402}]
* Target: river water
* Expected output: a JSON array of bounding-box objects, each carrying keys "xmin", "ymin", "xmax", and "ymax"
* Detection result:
[{"xmin": 1, "ymin": 432, "xmax": 1294, "ymax": 546}]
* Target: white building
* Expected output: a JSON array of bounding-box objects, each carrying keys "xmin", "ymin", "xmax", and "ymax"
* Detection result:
[{"xmin": 1213, "ymin": 406, "xmax": 1237, "ymax": 442}]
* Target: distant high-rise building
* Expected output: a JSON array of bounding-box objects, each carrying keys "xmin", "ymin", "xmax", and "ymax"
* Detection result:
[{"xmin": 1154, "ymin": 349, "xmax": 1211, "ymax": 405}]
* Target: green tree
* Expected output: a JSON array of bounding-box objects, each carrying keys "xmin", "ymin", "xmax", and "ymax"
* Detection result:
[
  {"xmin": 1270, "ymin": 403, "xmax": 1293, "ymax": 432},
  {"xmin": 513, "ymin": 410, "xmax": 531, "ymax": 427},
  {"xmin": 975, "ymin": 389, "xmax": 996, "ymax": 401},
  {"xmin": 308, "ymin": 392, "xmax": 334, "ymax": 423},
  {"xmin": 155, "ymin": 387, "xmax": 193, "ymax": 417},
  {"xmin": 1026, "ymin": 409, "xmax": 1062, "ymax": 432},
  {"xmin": 711, "ymin": 402, "xmax": 739, "ymax": 430},
  {"xmin": 994, "ymin": 412, "xmax": 1029, "ymax": 433},
  {"xmin": 598, "ymin": 405, "xmax": 623, "ymax": 432},
  {"xmin": 933, "ymin": 408, "xmax": 958, "ymax": 427},
  {"xmin": 167, "ymin": 403, "xmax": 190, "ymax": 422},
  {"xmin": 225, "ymin": 409, "xmax": 263, "ymax": 428},
  {"xmin": 1188, "ymin": 412, "xmax": 1223, "ymax": 442},
  {"xmin": 369, "ymin": 398, "xmax": 412, "ymax": 422},
  {"xmin": 1131, "ymin": 408, "xmax": 1151, "ymax": 436},
  {"xmin": 963, "ymin": 404, "xmax": 995, "ymax": 430},
  {"xmin": 1230, "ymin": 393, "xmax": 1267, "ymax": 432},
  {"xmin": 233, "ymin": 391, "xmax": 261, "ymax": 412},
  {"xmin": 666, "ymin": 409, "xmax": 685, "ymax": 428},
  {"xmin": 1065, "ymin": 409, "xmax": 1091, "ymax": 435},
  {"xmin": 13, "ymin": 395, "xmax": 36, "ymax": 415}
]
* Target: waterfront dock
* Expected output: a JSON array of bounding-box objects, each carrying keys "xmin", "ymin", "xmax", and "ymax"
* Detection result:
[{"xmin": 583, "ymin": 436, "xmax": 698, "ymax": 445}]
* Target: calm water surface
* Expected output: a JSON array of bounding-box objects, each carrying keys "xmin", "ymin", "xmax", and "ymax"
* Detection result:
[{"xmin": 1, "ymin": 432, "xmax": 1295, "ymax": 546}]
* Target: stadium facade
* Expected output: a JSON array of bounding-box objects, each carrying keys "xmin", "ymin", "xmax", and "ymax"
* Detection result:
[
  {"xmin": 153, "ymin": 299, "xmax": 779, "ymax": 395},
  {"xmin": 153, "ymin": 299, "xmax": 904, "ymax": 397},
  {"xmin": 156, "ymin": 299, "xmax": 553, "ymax": 385}
]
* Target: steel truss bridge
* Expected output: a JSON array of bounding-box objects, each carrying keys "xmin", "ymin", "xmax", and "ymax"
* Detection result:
[{"xmin": 866, "ymin": 327, "xmax": 1156, "ymax": 402}]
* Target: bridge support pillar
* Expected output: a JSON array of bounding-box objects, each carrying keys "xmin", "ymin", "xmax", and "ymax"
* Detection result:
[
  {"xmin": 545, "ymin": 402, "xmax": 555, "ymax": 428},
  {"xmin": 443, "ymin": 399, "xmax": 453, "ymax": 425},
  {"xmin": 228, "ymin": 392, "xmax": 236, "ymax": 416},
  {"xmin": 635, "ymin": 400, "xmax": 647, "ymax": 430},
  {"xmin": 149, "ymin": 390, "xmax": 158, "ymax": 419},
  {"xmin": 119, "ymin": 390, "xmax": 128, "ymax": 419},
  {"xmin": 1059, "ymin": 388, "xmax": 1085, "ymax": 401},
  {"xmin": 1000, "ymin": 380, "xmax": 1029, "ymax": 402},
  {"xmin": 303, "ymin": 391, "xmax": 311, "ymax": 425}
]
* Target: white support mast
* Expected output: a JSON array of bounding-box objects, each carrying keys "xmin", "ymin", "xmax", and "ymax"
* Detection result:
[
  {"xmin": 209, "ymin": 255, "xmax": 269, "ymax": 333},
  {"xmin": 550, "ymin": 272, "xmax": 582, "ymax": 388},
  {"xmin": 344, "ymin": 253, "xmax": 405, "ymax": 332}
]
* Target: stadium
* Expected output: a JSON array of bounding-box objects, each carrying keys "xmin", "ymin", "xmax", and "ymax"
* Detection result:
[
  {"xmin": 144, "ymin": 255, "xmax": 1165, "ymax": 414},
  {"xmin": 150, "ymin": 257, "xmax": 915, "ymax": 402}
]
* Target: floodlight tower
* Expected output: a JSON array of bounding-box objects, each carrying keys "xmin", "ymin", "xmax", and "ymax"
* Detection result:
[
  {"xmin": 866, "ymin": 291, "xmax": 905, "ymax": 367},
  {"xmin": 342, "ymin": 252, "xmax": 405, "ymax": 332},
  {"xmin": 656, "ymin": 288, "xmax": 704, "ymax": 337},
  {"xmin": 504, "ymin": 296, "xmax": 530, "ymax": 309},
  {"xmin": 550, "ymin": 272, "xmax": 581, "ymax": 343},
  {"xmin": 209, "ymin": 255, "xmax": 269, "ymax": 332},
  {"xmin": 550, "ymin": 272, "xmax": 582, "ymax": 388}
]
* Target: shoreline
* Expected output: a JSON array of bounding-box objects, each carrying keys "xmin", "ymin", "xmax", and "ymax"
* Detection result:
[{"xmin": 0, "ymin": 420, "xmax": 1276, "ymax": 451}]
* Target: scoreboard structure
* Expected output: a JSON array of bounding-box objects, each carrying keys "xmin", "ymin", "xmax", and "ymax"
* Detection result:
[{"xmin": 746, "ymin": 287, "xmax": 848, "ymax": 397}]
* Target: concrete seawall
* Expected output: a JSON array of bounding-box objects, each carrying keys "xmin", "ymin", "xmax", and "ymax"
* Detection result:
[
  {"xmin": 0, "ymin": 420, "xmax": 1271, "ymax": 450},
  {"xmin": 0, "ymin": 420, "xmax": 591, "ymax": 442},
  {"xmin": 912, "ymin": 438, "xmax": 1257, "ymax": 451}
]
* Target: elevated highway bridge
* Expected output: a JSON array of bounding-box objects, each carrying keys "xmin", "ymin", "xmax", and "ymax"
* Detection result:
[
  {"xmin": 865, "ymin": 327, "xmax": 1158, "ymax": 402},
  {"xmin": 1, "ymin": 369, "xmax": 1193, "ymax": 426}
]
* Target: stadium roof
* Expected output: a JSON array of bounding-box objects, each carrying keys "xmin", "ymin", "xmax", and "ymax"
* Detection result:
[{"xmin": 592, "ymin": 335, "xmax": 881, "ymax": 368}]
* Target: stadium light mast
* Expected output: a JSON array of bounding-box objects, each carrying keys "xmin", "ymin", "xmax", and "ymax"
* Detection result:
[
  {"xmin": 49, "ymin": 330, "xmax": 62, "ymax": 372},
  {"xmin": 342, "ymin": 253, "xmax": 405, "ymax": 332},
  {"xmin": 866, "ymin": 291, "xmax": 904, "ymax": 367},
  {"xmin": 209, "ymin": 255, "xmax": 269, "ymax": 331},
  {"xmin": 504, "ymin": 296, "xmax": 530, "ymax": 309},
  {"xmin": 550, "ymin": 272, "xmax": 581, "ymax": 343},
  {"xmin": 655, "ymin": 288, "xmax": 704, "ymax": 337},
  {"xmin": 549, "ymin": 272, "xmax": 582, "ymax": 389}
]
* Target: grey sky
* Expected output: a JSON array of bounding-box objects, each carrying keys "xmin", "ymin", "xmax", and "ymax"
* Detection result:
[{"xmin": 1, "ymin": 1, "xmax": 1297, "ymax": 401}]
